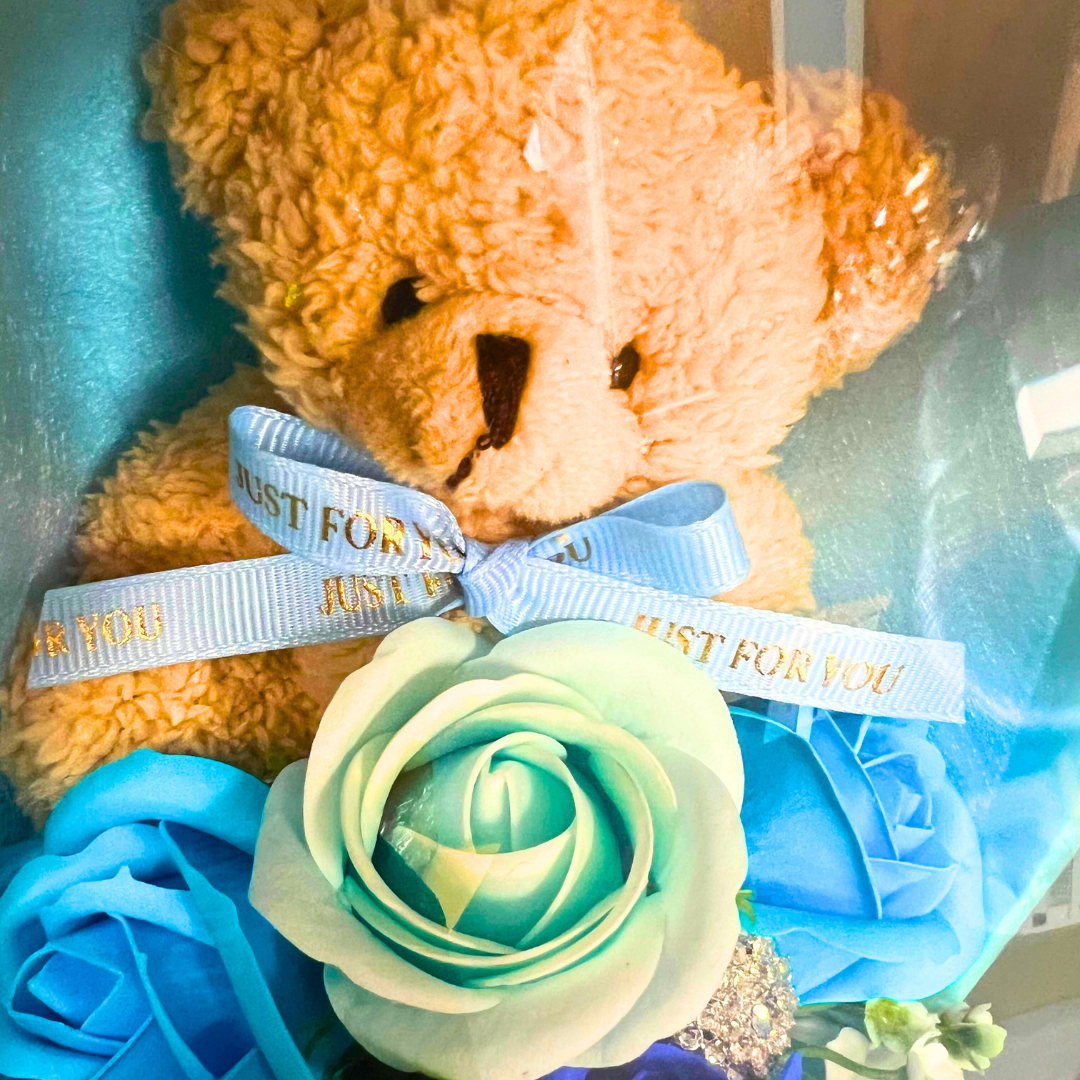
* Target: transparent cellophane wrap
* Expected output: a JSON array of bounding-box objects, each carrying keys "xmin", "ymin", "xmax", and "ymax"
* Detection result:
[{"xmin": 0, "ymin": 0, "xmax": 1076, "ymax": 1013}]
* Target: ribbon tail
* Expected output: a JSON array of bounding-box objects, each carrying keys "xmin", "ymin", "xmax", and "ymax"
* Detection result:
[
  {"xmin": 481, "ymin": 560, "xmax": 964, "ymax": 725},
  {"xmin": 26, "ymin": 557, "xmax": 463, "ymax": 690}
]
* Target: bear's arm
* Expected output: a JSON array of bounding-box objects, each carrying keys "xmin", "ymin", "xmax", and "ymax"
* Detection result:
[{"xmin": 0, "ymin": 366, "xmax": 373, "ymax": 824}]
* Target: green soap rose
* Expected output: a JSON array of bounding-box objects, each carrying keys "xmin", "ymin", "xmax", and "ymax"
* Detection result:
[{"xmin": 250, "ymin": 619, "xmax": 746, "ymax": 1080}]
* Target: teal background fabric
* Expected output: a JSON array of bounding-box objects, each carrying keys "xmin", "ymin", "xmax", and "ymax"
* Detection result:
[
  {"xmin": 0, "ymin": 0, "xmax": 255, "ymax": 680},
  {"xmin": 0, "ymin": 0, "xmax": 254, "ymax": 845}
]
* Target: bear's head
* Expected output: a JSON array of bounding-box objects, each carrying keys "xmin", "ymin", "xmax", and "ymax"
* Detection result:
[{"xmin": 144, "ymin": 0, "xmax": 953, "ymax": 611}]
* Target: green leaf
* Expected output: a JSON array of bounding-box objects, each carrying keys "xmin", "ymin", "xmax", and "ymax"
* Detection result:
[{"xmin": 736, "ymin": 888, "xmax": 756, "ymax": 925}]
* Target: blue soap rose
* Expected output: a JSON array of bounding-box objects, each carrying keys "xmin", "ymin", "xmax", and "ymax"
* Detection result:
[
  {"xmin": 0, "ymin": 750, "xmax": 343, "ymax": 1080},
  {"xmin": 733, "ymin": 706, "xmax": 985, "ymax": 1003}
]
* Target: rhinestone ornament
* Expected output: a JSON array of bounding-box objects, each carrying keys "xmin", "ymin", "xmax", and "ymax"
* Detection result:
[{"xmin": 676, "ymin": 934, "xmax": 799, "ymax": 1080}]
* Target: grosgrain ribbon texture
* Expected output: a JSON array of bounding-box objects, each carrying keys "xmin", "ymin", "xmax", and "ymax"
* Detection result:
[{"xmin": 27, "ymin": 407, "xmax": 965, "ymax": 723}]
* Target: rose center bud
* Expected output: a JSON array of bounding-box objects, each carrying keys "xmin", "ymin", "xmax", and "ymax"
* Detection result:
[{"xmin": 374, "ymin": 733, "xmax": 625, "ymax": 949}]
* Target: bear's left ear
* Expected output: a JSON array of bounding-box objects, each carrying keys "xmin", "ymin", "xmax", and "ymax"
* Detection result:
[{"xmin": 788, "ymin": 70, "xmax": 957, "ymax": 392}]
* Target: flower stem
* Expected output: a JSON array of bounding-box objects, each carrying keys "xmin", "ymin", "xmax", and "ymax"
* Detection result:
[{"xmin": 791, "ymin": 1042, "xmax": 906, "ymax": 1080}]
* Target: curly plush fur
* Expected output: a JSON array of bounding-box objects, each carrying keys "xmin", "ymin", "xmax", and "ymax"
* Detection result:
[{"xmin": 2, "ymin": 0, "xmax": 952, "ymax": 821}]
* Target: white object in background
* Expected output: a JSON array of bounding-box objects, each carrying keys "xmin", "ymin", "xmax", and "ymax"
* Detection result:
[
  {"xmin": 1018, "ymin": 857, "xmax": 1080, "ymax": 934},
  {"xmin": 1016, "ymin": 364, "xmax": 1080, "ymax": 460}
]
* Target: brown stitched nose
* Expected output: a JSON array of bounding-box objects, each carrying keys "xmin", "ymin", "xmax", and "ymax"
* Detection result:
[
  {"xmin": 475, "ymin": 334, "xmax": 530, "ymax": 449},
  {"xmin": 446, "ymin": 334, "xmax": 531, "ymax": 490}
]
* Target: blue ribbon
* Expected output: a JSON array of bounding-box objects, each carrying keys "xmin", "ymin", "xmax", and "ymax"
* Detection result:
[{"xmin": 27, "ymin": 407, "xmax": 965, "ymax": 723}]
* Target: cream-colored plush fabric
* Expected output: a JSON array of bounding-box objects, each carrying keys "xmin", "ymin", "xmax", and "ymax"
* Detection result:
[{"xmin": 2, "ymin": 0, "xmax": 951, "ymax": 822}]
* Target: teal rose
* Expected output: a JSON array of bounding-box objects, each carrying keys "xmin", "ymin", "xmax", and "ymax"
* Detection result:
[{"xmin": 251, "ymin": 619, "xmax": 747, "ymax": 1080}]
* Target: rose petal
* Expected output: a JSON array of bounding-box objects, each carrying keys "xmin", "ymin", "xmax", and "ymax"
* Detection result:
[
  {"xmin": 92, "ymin": 1017, "xmax": 192, "ymax": 1080},
  {"xmin": 340, "ymin": 877, "xmax": 617, "ymax": 980},
  {"xmin": 387, "ymin": 732, "xmax": 575, "ymax": 853},
  {"xmin": 322, "ymin": 897, "xmax": 666, "ymax": 1080},
  {"xmin": 251, "ymin": 761, "xmax": 500, "ymax": 1015},
  {"xmin": 158, "ymin": 823, "xmax": 315, "ymax": 1079},
  {"xmin": 305, "ymin": 619, "xmax": 492, "ymax": 889},
  {"xmin": 466, "ymin": 754, "xmax": 653, "ymax": 989},
  {"xmin": 44, "ymin": 751, "xmax": 268, "ymax": 858},
  {"xmin": 459, "ymin": 622, "xmax": 744, "ymax": 808},
  {"xmin": 567, "ymin": 745, "xmax": 745, "ymax": 1067}
]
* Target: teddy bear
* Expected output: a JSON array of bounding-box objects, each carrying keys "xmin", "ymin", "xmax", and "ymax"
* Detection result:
[{"xmin": 0, "ymin": 0, "xmax": 954, "ymax": 823}]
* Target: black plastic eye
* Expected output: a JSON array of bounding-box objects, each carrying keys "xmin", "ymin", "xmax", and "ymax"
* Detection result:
[
  {"xmin": 609, "ymin": 344, "xmax": 641, "ymax": 390},
  {"xmin": 381, "ymin": 277, "xmax": 426, "ymax": 326}
]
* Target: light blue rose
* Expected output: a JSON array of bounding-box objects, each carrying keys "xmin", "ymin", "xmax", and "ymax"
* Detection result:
[
  {"xmin": 734, "ymin": 705, "xmax": 985, "ymax": 1003},
  {"xmin": 0, "ymin": 750, "xmax": 343, "ymax": 1080},
  {"xmin": 251, "ymin": 619, "xmax": 747, "ymax": 1080}
]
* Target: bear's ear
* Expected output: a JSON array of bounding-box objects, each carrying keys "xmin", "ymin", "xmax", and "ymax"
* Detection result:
[{"xmin": 787, "ymin": 70, "xmax": 956, "ymax": 391}]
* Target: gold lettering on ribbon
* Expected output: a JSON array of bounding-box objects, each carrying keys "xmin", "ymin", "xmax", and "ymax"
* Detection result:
[
  {"xmin": 320, "ymin": 579, "xmax": 338, "ymax": 616},
  {"xmin": 321, "ymin": 505, "xmax": 344, "ymax": 542},
  {"xmin": 550, "ymin": 533, "xmax": 593, "ymax": 564},
  {"xmin": 75, "ymin": 613, "xmax": 100, "ymax": 652},
  {"xmin": 43, "ymin": 621, "xmax": 69, "ymax": 658},
  {"xmin": 413, "ymin": 523, "xmax": 433, "ymax": 561},
  {"xmin": 785, "ymin": 649, "xmax": 813, "ymax": 682},
  {"xmin": 633, "ymin": 615, "xmax": 725, "ymax": 665},
  {"xmin": 320, "ymin": 576, "xmax": 389, "ymax": 615},
  {"xmin": 381, "ymin": 516, "xmax": 406, "ymax": 556},
  {"xmin": 822, "ymin": 655, "xmax": 844, "ymax": 688},
  {"xmin": 698, "ymin": 630, "xmax": 724, "ymax": 663},
  {"xmin": 422, "ymin": 573, "xmax": 444, "ymax": 597},
  {"xmin": 819, "ymin": 656, "xmax": 904, "ymax": 695},
  {"xmin": 842, "ymin": 660, "xmax": 875, "ymax": 691},
  {"xmin": 101, "ymin": 610, "xmax": 133, "ymax": 647},
  {"xmin": 340, "ymin": 578, "xmax": 364, "ymax": 613},
  {"xmin": 729, "ymin": 639, "xmax": 757, "ymax": 671},
  {"xmin": 389, "ymin": 576, "xmax": 407, "ymax": 605},
  {"xmin": 872, "ymin": 664, "xmax": 905, "ymax": 695},
  {"xmin": 134, "ymin": 604, "xmax": 163, "ymax": 642},
  {"xmin": 280, "ymin": 491, "xmax": 308, "ymax": 530},
  {"xmin": 360, "ymin": 578, "xmax": 384, "ymax": 608},
  {"xmin": 346, "ymin": 512, "xmax": 377, "ymax": 550},
  {"xmin": 754, "ymin": 644, "xmax": 787, "ymax": 678},
  {"xmin": 634, "ymin": 614, "xmax": 662, "ymax": 637},
  {"xmin": 262, "ymin": 482, "xmax": 281, "ymax": 518}
]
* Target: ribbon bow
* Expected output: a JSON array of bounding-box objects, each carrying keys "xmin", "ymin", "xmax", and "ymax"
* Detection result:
[{"xmin": 27, "ymin": 407, "xmax": 964, "ymax": 723}]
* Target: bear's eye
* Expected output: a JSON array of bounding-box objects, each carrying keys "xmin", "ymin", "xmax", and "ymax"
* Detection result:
[
  {"xmin": 381, "ymin": 277, "xmax": 426, "ymax": 326},
  {"xmin": 609, "ymin": 344, "xmax": 641, "ymax": 390}
]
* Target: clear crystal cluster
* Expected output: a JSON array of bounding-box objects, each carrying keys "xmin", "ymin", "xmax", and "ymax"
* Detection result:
[{"xmin": 675, "ymin": 934, "xmax": 799, "ymax": 1080}]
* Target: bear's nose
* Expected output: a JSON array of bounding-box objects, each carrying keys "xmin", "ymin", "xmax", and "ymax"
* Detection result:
[
  {"xmin": 446, "ymin": 334, "xmax": 531, "ymax": 490},
  {"xmin": 475, "ymin": 334, "xmax": 531, "ymax": 449}
]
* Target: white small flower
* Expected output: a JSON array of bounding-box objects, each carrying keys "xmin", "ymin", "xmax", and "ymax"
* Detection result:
[
  {"xmin": 865, "ymin": 999, "xmax": 939, "ymax": 1054},
  {"xmin": 826, "ymin": 1027, "xmax": 906, "ymax": 1080},
  {"xmin": 938, "ymin": 1001, "xmax": 1007, "ymax": 1070},
  {"xmin": 907, "ymin": 1033, "xmax": 965, "ymax": 1080}
]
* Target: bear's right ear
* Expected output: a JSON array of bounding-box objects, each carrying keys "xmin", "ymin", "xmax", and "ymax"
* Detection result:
[
  {"xmin": 141, "ymin": 0, "xmax": 334, "ymax": 305},
  {"xmin": 785, "ymin": 69, "xmax": 958, "ymax": 393}
]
